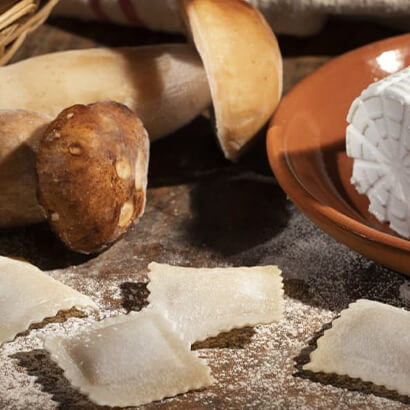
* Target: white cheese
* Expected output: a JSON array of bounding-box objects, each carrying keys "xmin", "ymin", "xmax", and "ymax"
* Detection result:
[{"xmin": 346, "ymin": 66, "xmax": 410, "ymax": 238}]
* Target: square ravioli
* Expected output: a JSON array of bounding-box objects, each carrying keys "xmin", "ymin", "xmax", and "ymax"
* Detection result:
[
  {"xmin": 304, "ymin": 299, "xmax": 410, "ymax": 397},
  {"xmin": 44, "ymin": 310, "xmax": 214, "ymax": 407},
  {"xmin": 0, "ymin": 256, "xmax": 97, "ymax": 345},
  {"xmin": 147, "ymin": 262, "xmax": 283, "ymax": 343}
]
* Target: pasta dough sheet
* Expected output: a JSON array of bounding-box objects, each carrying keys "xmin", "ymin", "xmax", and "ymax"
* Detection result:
[
  {"xmin": 303, "ymin": 299, "xmax": 410, "ymax": 397},
  {"xmin": 44, "ymin": 310, "xmax": 214, "ymax": 407},
  {"xmin": 147, "ymin": 262, "xmax": 283, "ymax": 344},
  {"xmin": 0, "ymin": 256, "xmax": 97, "ymax": 345}
]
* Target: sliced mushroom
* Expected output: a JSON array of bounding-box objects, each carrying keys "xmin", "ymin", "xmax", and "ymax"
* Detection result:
[{"xmin": 179, "ymin": 0, "xmax": 283, "ymax": 161}]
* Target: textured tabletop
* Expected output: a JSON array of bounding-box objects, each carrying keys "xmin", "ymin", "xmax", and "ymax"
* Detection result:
[{"xmin": 1, "ymin": 18, "xmax": 409, "ymax": 410}]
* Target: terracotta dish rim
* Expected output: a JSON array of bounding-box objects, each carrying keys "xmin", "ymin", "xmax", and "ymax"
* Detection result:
[{"xmin": 267, "ymin": 33, "xmax": 410, "ymax": 270}]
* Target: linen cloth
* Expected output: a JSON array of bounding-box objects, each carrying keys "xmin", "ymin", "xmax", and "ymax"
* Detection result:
[{"xmin": 52, "ymin": 0, "xmax": 410, "ymax": 36}]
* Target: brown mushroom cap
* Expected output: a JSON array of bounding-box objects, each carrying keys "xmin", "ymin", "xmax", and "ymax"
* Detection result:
[
  {"xmin": 36, "ymin": 101, "xmax": 149, "ymax": 254},
  {"xmin": 179, "ymin": 0, "xmax": 283, "ymax": 161}
]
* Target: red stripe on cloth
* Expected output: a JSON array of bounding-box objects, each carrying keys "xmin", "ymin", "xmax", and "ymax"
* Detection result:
[
  {"xmin": 89, "ymin": 0, "xmax": 109, "ymax": 20},
  {"xmin": 119, "ymin": 0, "xmax": 143, "ymax": 25}
]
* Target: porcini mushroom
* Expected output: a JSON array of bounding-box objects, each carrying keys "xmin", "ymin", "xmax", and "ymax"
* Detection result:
[
  {"xmin": 179, "ymin": 0, "xmax": 283, "ymax": 161},
  {"xmin": 0, "ymin": 1, "xmax": 283, "ymax": 235},
  {"xmin": 36, "ymin": 101, "xmax": 149, "ymax": 254}
]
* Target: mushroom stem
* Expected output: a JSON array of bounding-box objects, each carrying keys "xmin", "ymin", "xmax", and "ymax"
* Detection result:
[
  {"xmin": 0, "ymin": 44, "xmax": 211, "ymax": 140},
  {"xmin": 0, "ymin": 109, "xmax": 51, "ymax": 228}
]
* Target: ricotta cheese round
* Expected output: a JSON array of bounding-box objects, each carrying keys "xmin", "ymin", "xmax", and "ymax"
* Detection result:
[{"xmin": 346, "ymin": 67, "xmax": 410, "ymax": 239}]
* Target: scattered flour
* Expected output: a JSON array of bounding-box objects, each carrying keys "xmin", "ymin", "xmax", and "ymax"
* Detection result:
[
  {"xmin": 0, "ymin": 192, "xmax": 408, "ymax": 409},
  {"xmin": 399, "ymin": 282, "xmax": 410, "ymax": 305}
]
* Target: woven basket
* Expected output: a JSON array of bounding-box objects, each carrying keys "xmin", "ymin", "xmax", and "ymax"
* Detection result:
[{"xmin": 0, "ymin": 0, "xmax": 59, "ymax": 66}]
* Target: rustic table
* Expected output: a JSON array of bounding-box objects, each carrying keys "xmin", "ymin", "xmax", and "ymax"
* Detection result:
[{"xmin": 1, "ymin": 17, "xmax": 409, "ymax": 410}]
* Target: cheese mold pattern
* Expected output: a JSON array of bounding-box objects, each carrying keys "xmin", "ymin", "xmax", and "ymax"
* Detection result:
[{"xmin": 346, "ymin": 66, "xmax": 410, "ymax": 239}]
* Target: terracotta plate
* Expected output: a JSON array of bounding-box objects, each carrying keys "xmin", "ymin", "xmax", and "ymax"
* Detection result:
[{"xmin": 267, "ymin": 34, "xmax": 410, "ymax": 275}]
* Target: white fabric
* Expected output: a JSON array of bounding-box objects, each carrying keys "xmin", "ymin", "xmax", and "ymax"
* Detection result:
[{"xmin": 52, "ymin": 0, "xmax": 410, "ymax": 36}]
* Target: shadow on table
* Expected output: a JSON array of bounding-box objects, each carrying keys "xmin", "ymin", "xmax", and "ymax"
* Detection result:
[
  {"xmin": 192, "ymin": 327, "xmax": 256, "ymax": 350},
  {"xmin": 0, "ymin": 223, "xmax": 93, "ymax": 271},
  {"xmin": 293, "ymin": 321, "xmax": 410, "ymax": 406},
  {"xmin": 187, "ymin": 174, "xmax": 290, "ymax": 257},
  {"xmin": 149, "ymin": 111, "xmax": 292, "ymax": 258},
  {"xmin": 278, "ymin": 236, "xmax": 408, "ymax": 313},
  {"xmin": 149, "ymin": 117, "xmax": 275, "ymax": 188},
  {"xmin": 120, "ymin": 281, "xmax": 150, "ymax": 313},
  {"xmin": 278, "ymin": 252, "xmax": 409, "ymax": 316},
  {"xmin": 13, "ymin": 308, "xmax": 88, "ymax": 341},
  {"xmin": 148, "ymin": 116, "xmax": 232, "ymax": 188},
  {"xmin": 11, "ymin": 349, "xmax": 101, "ymax": 410}
]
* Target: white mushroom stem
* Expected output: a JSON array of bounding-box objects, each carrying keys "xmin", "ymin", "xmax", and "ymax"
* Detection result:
[{"xmin": 0, "ymin": 44, "xmax": 211, "ymax": 140}]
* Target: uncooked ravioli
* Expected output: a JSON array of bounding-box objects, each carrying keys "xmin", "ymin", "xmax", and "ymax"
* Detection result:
[
  {"xmin": 304, "ymin": 299, "xmax": 410, "ymax": 396},
  {"xmin": 0, "ymin": 256, "xmax": 97, "ymax": 345},
  {"xmin": 44, "ymin": 310, "xmax": 214, "ymax": 407},
  {"xmin": 147, "ymin": 262, "xmax": 283, "ymax": 344}
]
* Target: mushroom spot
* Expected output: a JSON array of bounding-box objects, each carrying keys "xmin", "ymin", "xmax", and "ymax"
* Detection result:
[
  {"xmin": 115, "ymin": 158, "xmax": 131, "ymax": 180},
  {"xmin": 118, "ymin": 198, "xmax": 135, "ymax": 228},
  {"xmin": 134, "ymin": 152, "xmax": 146, "ymax": 190},
  {"xmin": 51, "ymin": 212, "xmax": 60, "ymax": 222},
  {"xmin": 68, "ymin": 144, "xmax": 82, "ymax": 156}
]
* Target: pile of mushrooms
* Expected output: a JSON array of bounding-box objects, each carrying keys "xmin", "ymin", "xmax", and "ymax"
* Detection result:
[{"xmin": 0, "ymin": 0, "xmax": 283, "ymax": 253}]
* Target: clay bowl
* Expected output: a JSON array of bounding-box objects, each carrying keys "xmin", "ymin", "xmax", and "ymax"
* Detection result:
[{"xmin": 267, "ymin": 34, "xmax": 410, "ymax": 275}]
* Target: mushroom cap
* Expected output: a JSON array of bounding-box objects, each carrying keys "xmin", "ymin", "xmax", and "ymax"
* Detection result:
[
  {"xmin": 36, "ymin": 101, "xmax": 149, "ymax": 254},
  {"xmin": 179, "ymin": 0, "xmax": 283, "ymax": 161}
]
